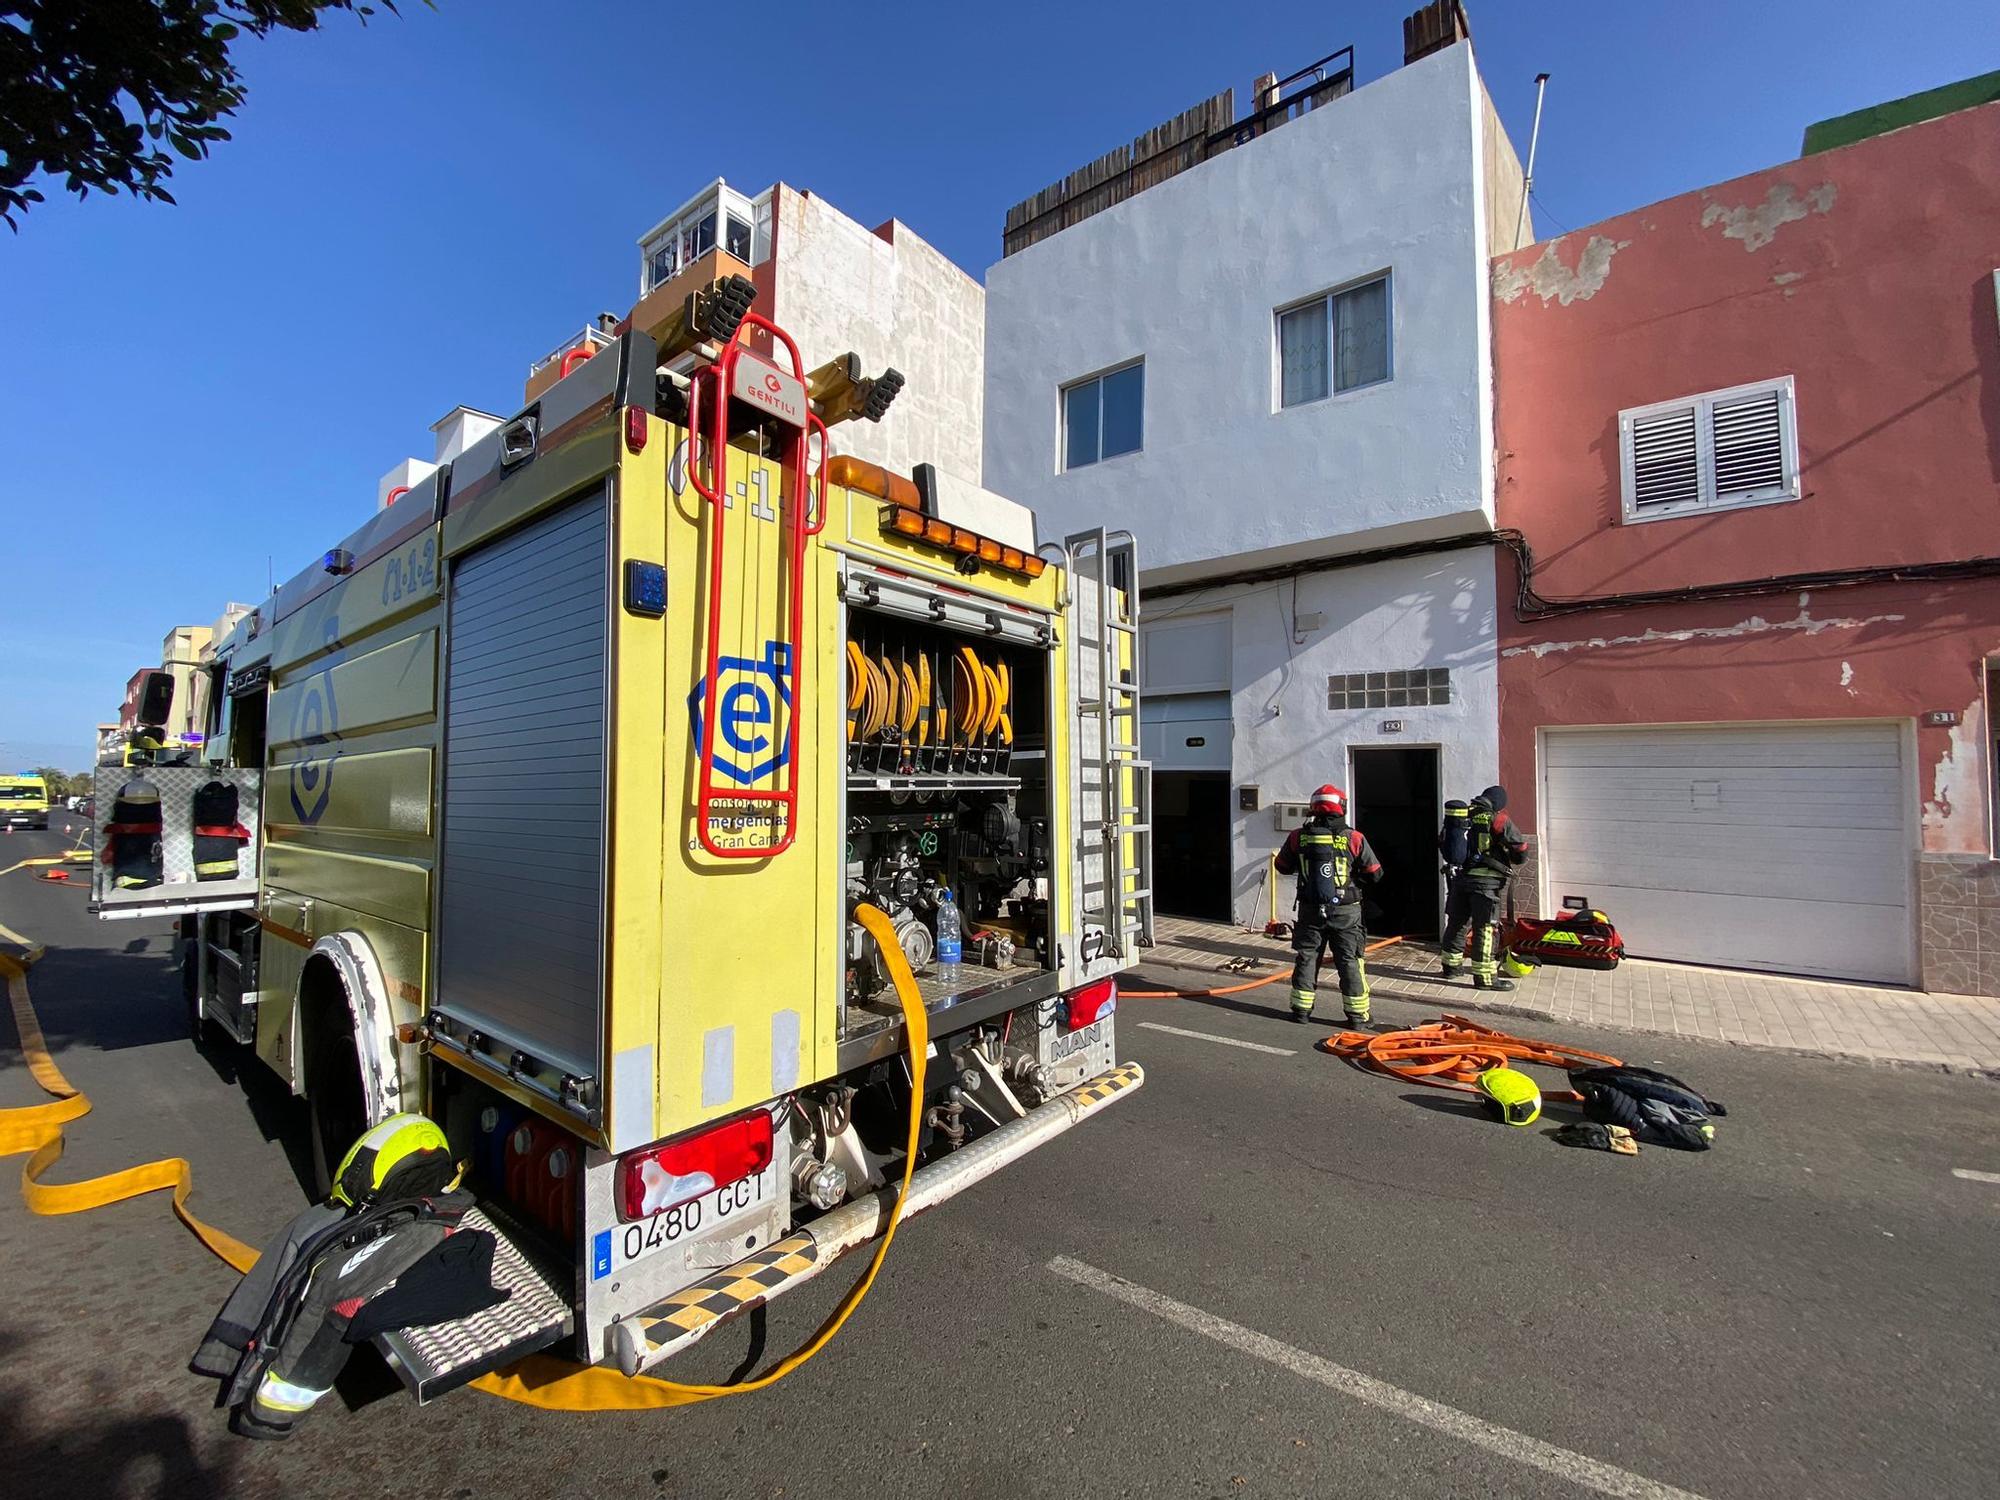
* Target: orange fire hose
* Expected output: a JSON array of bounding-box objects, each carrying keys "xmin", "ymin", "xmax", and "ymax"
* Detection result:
[
  {"xmin": 1316, "ymin": 1013, "xmax": 1623, "ymax": 1101},
  {"xmin": 1120, "ymin": 935, "xmax": 1403, "ymax": 999}
]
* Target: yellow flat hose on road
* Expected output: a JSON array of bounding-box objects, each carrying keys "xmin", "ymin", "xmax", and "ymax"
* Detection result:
[
  {"xmin": 0, "ymin": 871, "xmax": 261, "ymax": 1273},
  {"xmin": 0, "ymin": 866, "xmax": 928, "ymax": 1412}
]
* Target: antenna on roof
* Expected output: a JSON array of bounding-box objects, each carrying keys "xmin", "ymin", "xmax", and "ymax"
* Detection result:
[{"xmin": 1515, "ymin": 72, "xmax": 1551, "ymax": 251}]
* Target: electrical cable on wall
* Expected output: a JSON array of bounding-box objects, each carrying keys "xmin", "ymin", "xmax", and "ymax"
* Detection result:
[{"xmin": 1140, "ymin": 527, "xmax": 2000, "ymax": 626}]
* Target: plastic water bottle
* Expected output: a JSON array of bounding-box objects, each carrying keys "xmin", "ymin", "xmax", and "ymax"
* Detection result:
[{"xmin": 935, "ymin": 888, "xmax": 963, "ymax": 978}]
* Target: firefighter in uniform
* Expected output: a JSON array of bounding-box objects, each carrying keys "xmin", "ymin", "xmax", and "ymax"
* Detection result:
[
  {"xmin": 1274, "ymin": 785, "xmax": 1382, "ymax": 1025},
  {"xmin": 1440, "ymin": 784, "xmax": 1529, "ymax": 990}
]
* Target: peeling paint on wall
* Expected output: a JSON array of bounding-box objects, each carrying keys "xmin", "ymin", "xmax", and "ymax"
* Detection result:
[
  {"xmin": 1492, "ymin": 234, "xmax": 1630, "ymax": 306},
  {"xmin": 1504, "ymin": 602, "xmax": 1907, "ymax": 659},
  {"xmin": 1840, "ymin": 660, "xmax": 1855, "ymax": 691},
  {"xmin": 1922, "ymin": 694, "xmax": 1987, "ymax": 850},
  {"xmin": 1699, "ymin": 182, "xmax": 1837, "ymax": 251},
  {"xmin": 1771, "ymin": 270, "xmax": 1806, "ymax": 286}
]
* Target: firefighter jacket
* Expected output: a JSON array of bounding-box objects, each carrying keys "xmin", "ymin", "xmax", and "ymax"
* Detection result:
[
  {"xmin": 103, "ymin": 779, "xmax": 164, "ymax": 890},
  {"xmin": 192, "ymin": 1191, "xmax": 472, "ymax": 1439},
  {"xmin": 1571, "ymin": 1065, "xmax": 1727, "ymax": 1151},
  {"xmin": 1276, "ymin": 817, "xmax": 1381, "ymax": 911},
  {"xmin": 192, "ymin": 780, "xmax": 252, "ymax": 882}
]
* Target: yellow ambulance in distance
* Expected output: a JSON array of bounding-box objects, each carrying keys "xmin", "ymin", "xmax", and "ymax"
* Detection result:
[{"xmin": 0, "ymin": 773, "xmax": 51, "ymax": 831}]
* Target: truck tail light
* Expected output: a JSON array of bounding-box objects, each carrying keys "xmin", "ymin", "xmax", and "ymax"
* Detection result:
[
  {"xmin": 618, "ymin": 1110, "xmax": 773, "ymax": 1221},
  {"xmin": 625, "ymin": 406, "xmax": 649, "ymax": 454},
  {"xmin": 1065, "ymin": 977, "xmax": 1116, "ymax": 1030}
]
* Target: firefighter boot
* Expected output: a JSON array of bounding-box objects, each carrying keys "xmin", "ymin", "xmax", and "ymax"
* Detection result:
[
  {"xmin": 1473, "ymin": 974, "xmax": 1517, "ymax": 992},
  {"xmin": 1343, "ymin": 961, "xmax": 1371, "ymax": 1027},
  {"xmin": 1289, "ymin": 988, "xmax": 1314, "ymax": 1023}
]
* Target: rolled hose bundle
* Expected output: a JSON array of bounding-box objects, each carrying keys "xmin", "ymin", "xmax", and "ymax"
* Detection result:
[{"xmin": 1316, "ymin": 1014, "xmax": 1624, "ymax": 1103}]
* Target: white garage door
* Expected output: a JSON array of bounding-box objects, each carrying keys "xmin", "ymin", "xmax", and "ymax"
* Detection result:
[
  {"xmin": 1142, "ymin": 692, "xmax": 1230, "ymax": 771},
  {"xmin": 1543, "ymin": 723, "xmax": 1912, "ymax": 984},
  {"xmin": 1142, "ymin": 613, "xmax": 1231, "ymax": 772}
]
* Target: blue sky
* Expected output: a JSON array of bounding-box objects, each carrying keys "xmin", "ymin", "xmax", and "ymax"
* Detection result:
[{"xmin": 2, "ymin": 0, "xmax": 1993, "ymax": 769}]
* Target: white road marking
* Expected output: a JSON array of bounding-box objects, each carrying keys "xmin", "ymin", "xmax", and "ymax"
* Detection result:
[
  {"xmin": 1951, "ymin": 1168, "xmax": 2000, "ymax": 1185},
  {"xmin": 1136, "ymin": 1021, "xmax": 1296, "ymax": 1056},
  {"xmin": 1048, "ymin": 1256, "xmax": 1708, "ymax": 1500}
]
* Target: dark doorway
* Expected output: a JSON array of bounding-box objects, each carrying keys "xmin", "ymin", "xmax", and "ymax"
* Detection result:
[
  {"xmin": 1153, "ymin": 771, "xmax": 1230, "ymax": 920},
  {"xmin": 1351, "ymin": 747, "xmax": 1440, "ymax": 938}
]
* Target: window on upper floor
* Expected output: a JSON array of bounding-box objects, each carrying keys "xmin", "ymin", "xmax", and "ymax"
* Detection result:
[
  {"xmin": 1277, "ymin": 274, "xmax": 1391, "ymax": 409},
  {"xmin": 1063, "ymin": 360, "xmax": 1144, "ymax": 471},
  {"xmin": 1619, "ymin": 375, "xmax": 1799, "ymax": 524},
  {"xmin": 683, "ymin": 210, "xmax": 717, "ymax": 265},
  {"xmin": 643, "ymin": 186, "xmax": 770, "ymax": 295}
]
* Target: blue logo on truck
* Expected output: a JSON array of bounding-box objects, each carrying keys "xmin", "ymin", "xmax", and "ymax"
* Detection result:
[
  {"xmin": 288, "ymin": 618, "xmax": 342, "ymax": 824},
  {"xmin": 687, "ymin": 640, "xmax": 794, "ymax": 785}
]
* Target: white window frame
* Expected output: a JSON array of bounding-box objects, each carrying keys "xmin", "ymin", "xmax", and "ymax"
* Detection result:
[
  {"xmin": 1274, "ymin": 271, "xmax": 1394, "ymax": 411},
  {"xmin": 637, "ymin": 183, "xmax": 771, "ymax": 295},
  {"xmin": 1618, "ymin": 375, "xmax": 1800, "ymax": 525},
  {"xmin": 1060, "ymin": 358, "xmax": 1145, "ymax": 473}
]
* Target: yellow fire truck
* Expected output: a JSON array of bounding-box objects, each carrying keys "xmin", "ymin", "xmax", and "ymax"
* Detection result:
[{"xmin": 94, "ymin": 279, "xmax": 1151, "ymax": 1399}]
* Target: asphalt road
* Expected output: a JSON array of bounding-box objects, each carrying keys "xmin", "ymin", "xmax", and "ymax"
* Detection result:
[{"xmin": 3, "ymin": 815, "xmax": 1998, "ymax": 1499}]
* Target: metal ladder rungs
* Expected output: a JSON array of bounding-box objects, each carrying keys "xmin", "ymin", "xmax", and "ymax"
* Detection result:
[{"xmin": 1065, "ymin": 525, "xmax": 1154, "ymax": 962}]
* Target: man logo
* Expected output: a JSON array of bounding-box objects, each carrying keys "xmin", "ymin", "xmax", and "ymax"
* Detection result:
[{"xmin": 688, "ymin": 640, "xmax": 794, "ymax": 786}]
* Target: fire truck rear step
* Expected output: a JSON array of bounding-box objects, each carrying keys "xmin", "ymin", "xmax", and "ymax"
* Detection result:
[
  {"xmin": 608, "ymin": 1060, "xmax": 1145, "ymax": 1376},
  {"xmin": 374, "ymin": 1204, "xmax": 575, "ymax": 1403}
]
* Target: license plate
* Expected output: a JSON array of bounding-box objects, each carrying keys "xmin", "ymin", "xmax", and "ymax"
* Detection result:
[{"xmin": 595, "ymin": 1165, "xmax": 778, "ymax": 1280}]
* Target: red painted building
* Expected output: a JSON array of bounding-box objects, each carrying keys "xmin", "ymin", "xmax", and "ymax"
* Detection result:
[
  {"xmin": 119, "ymin": 668, "xmax": 151, "ymax": 730},
  {"xmin": 1490, "ymin": 86, "xmax": 2000, "ymax": 994}
]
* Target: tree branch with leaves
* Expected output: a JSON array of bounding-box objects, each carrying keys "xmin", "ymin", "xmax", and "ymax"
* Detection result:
[{"xmin": 0, "ymin": 1, "xmax": 411, "ymax": 230}]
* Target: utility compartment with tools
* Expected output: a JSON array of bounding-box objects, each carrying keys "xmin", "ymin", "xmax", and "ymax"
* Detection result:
[{"xmin": 840, "ymin": 576, "xmax": 1058, "ymax": 1062}]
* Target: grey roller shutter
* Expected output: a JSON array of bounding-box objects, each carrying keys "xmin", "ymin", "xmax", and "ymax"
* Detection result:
[{"xmin": 437, "ymin": 487, "xmax": 609, "ymax": 1080}]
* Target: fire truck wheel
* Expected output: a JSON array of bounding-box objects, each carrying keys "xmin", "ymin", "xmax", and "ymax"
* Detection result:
[{"xmin": 303, "ymin": 982, "xmax": 368, "ymax": 1199}]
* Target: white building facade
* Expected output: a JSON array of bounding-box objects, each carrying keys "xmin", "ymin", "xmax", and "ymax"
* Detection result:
[
  {"xmin": 984, "ymin": 36, "xmax": 1526, "ymax": 933},
  {"xmin": 529, "ymin": 179, "xmax": 986, "ymax": 486}
]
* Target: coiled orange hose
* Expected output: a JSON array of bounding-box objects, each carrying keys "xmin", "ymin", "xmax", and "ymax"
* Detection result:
[{"xmin": 1317, "ymin": 1013, "xmax": 1623, "ymax": 1101}]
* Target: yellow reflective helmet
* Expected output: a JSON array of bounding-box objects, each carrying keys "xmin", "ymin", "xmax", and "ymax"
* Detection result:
[
  {"xmin": 1476, "ymin": 1066, "xmax": 1543, "ymax": 1128},
  {"xmin": 330, "ymin": 1112, "xmax": 462, "ymax": 1207}
]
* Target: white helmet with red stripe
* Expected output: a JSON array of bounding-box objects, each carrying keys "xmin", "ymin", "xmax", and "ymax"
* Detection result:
[{"xmin": 1309, "ymin": 784, "xmax": 1347, "ymax": 817}]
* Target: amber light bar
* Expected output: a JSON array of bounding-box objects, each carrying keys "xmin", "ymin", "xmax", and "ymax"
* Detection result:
[
  {"xmin": 828, "ymin": 453, "xmax": 921, "ymax": 509},
  {"xmin": 878, "ymin": 503, "xmax": 1046, "ymax": 578}
]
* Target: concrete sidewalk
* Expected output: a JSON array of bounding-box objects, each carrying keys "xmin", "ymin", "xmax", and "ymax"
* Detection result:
[{"xmin": 1140, "ymin": 914, "xmax": 2000, "ymax": 1074}]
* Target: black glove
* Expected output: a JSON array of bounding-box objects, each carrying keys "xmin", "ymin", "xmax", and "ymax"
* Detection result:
[{"xmin": 343, "ymin": 1229, "xmax": 509, "ymax": 1343}]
